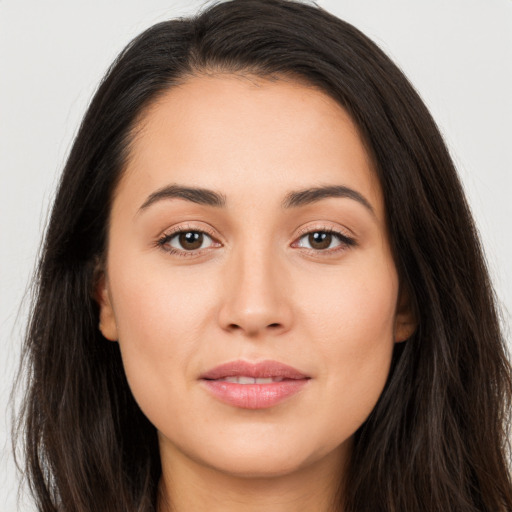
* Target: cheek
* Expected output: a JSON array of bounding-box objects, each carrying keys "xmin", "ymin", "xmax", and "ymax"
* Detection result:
[
  {"xmin": 297, "ymin": 259, "xmax": 398, "ymax": 429},
  {"xmin": 300, "ymin": 255, "xmax": 397, "ymax": 342},
  {"xmin": 111, "ymin": 252, "xmax": 219, "ymax": 337},
  {"xmin": 107, "ymin": 259, "xmax": 219, "ymax": 419}
]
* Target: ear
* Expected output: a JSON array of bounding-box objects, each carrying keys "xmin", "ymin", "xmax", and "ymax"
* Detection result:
[
  {"xmin": 95, "ymin": 270, "xmax": 118, "ymax": 342},
  {"xmin": 394, "ymin": 284, "xmax": 417, "ymax": 343}
]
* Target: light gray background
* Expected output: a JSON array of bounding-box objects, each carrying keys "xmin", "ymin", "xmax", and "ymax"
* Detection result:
[{"xmin": 1, "ymin": 1, "xmax": 511, "ymax": 510}]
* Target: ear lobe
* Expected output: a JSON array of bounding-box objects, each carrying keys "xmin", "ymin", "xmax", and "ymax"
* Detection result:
[
  {"xmin": 394, "ymin": 284, "xmax": 417, "ymax": 343},
  {"xmin": 95, "ymin": 271, "xmax": 118, "ymax": 342}
]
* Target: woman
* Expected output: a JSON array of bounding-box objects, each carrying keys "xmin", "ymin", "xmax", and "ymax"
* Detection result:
[{"xmin": 17, "ymin": 0, "xmax": 512, "ymax": 510}]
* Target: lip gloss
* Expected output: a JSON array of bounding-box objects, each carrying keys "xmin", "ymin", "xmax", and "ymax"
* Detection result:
[{"xmin": 202, "ymin": 379, "xmax": 309, "ymax": 409}]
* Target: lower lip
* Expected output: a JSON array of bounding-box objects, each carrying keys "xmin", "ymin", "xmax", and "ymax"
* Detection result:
[{"xmin": 201, "ymin": 379, "xmax": 309, "ymax": 409}]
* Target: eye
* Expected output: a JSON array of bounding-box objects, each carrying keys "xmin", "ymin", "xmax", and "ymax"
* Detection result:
[
  {"xmin": 294, "ymin": 229, "xmax": 356, "ymax": 252},
  {"xmin": 158, "ymin": 229, "xmax": 218, "ymax": 254}
]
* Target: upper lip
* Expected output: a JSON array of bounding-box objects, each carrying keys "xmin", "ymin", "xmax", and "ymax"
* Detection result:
[{"xmin": 200, "ymin": 360, "xmax": 309, "ymax": 380}]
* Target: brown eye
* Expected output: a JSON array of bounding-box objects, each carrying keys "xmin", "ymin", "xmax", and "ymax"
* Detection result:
[
  {"xmin": 308, "ymin": 232, "xmax": 332, "ymax": 250},
  {"xmin": 295, "ymin": 230, "xmax": 354, "ymax": 252},
  {"xmin": 179, "ymin": 232, "xmax": 203, "ymax": 250},
  {"xmin": 167, "ymin": 231, "xmax": 213, "ymax": 251}
]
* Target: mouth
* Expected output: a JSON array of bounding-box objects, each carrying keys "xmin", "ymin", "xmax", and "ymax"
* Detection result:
[
  {"xmin": 211, "ymin": 376, "xmax": 289, "ymax": 384},
  {"xmin": 200, "ymin": 360, "xmax": 310, "ymax": 409}
]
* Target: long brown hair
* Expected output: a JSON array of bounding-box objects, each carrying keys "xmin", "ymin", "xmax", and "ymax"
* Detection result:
[{"xmin": 15, "ymin": 0, "xmax": 512, "ymax": 510}]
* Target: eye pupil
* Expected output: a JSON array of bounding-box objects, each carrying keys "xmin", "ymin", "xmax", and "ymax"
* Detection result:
[
  {"xmin": 308, "ymin": 232, "xmax": 332, "ymax": 250},
  {"xmin": 179, "ymin": 231, "xmax": 203, "ymax": 250}
]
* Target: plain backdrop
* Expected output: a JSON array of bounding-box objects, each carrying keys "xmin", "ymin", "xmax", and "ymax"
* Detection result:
[{"xmin": 1, "ymin": 1, "xmax": 511, "ymax": 510}]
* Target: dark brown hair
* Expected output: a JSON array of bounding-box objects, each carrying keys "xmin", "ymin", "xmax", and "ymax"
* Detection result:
[{"xmin": 16, "ymin": 0, "xmax": 512, "ymax": 510}]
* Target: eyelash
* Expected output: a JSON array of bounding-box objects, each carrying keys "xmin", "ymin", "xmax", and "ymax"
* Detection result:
[{"xmin": 156, "ymin": 225, "xmax": 357, "ymax": 258}]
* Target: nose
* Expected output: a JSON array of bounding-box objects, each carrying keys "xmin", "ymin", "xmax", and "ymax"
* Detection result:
[{"xmin": 217, "ymin": 244, "xmax": 293, "ymax": 337}]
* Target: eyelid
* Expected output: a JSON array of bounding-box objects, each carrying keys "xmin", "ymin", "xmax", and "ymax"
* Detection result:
[
  {"xmin": 295, "ymin": 223, "xmax": 355, "ymax": 242},
  {"xmin": 158, "ymin": 223, "xmax": 219, "ymax": 240}
]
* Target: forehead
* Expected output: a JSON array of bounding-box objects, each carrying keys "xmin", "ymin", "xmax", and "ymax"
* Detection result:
[{"xmin": 117, "ymin": 74, "xmax": 383, "ymax": 216}]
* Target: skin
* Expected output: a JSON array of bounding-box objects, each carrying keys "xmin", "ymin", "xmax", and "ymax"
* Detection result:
[{"xmin": 97, "ymin": 74, "xmax": 416, "ymax": 512}]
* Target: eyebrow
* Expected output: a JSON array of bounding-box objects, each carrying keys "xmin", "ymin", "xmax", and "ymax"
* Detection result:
[
  {"xmin": 281, "ymin": 185, "xmax": 375, "ymax": 216},
  {"xmin": 139, "ymin": 184, "xmax": 227, "ymax": 211},
  {"xmin": 138, "ymin": 183, "xmax": 375, "ymax": 217}
]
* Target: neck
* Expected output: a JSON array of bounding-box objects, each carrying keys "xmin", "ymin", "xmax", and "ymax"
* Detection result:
[{"xmin": 157, "ymin": 442, "xmax": 349, "ymax": 512}]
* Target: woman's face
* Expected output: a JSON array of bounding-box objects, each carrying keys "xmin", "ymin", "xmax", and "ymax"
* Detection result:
[{"xmin": 98, "ymin": 75, "xmax": 415, "ymax": 478}]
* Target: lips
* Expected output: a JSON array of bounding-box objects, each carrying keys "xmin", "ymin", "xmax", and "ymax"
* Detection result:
[
  {"xmin": 200, "ymin": 360, "xmax": 308, "ymax": 380},
  {"xmin": 200, "ymin": 360, "xmax": 310, "ymax": 409}
]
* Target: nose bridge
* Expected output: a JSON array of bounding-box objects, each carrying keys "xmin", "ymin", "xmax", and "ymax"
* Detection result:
[{"xmin": 218, "ymin": 233, "xmax": 291, "ymax": 336}]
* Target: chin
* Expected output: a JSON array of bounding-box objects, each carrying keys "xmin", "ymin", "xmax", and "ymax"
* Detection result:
[
  {"xmin": 192, "ymin": 433, "xmax": 345, "ymax": 480},
  {"xmin": 205, "ymin": 450, "xmax": 309, "ymax": 479}
]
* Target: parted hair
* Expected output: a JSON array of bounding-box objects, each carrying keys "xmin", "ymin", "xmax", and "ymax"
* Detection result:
[{"xmin": 16, "ymin": 0, "xmax": 512, "ymax": 510}]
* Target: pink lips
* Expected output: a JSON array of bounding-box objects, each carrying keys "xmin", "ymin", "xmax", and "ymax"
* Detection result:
[{"xmin": 200, "ymin": 360, "xmax": 310, "ymax": 409}]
